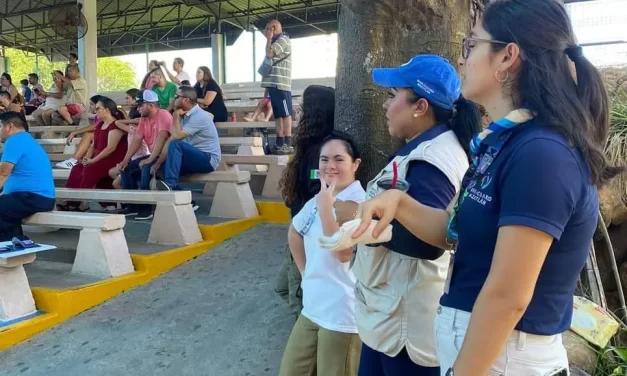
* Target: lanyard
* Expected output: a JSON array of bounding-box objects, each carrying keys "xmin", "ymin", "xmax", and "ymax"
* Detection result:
[{"xmin": 446, "ymin": 130, "xmax": 513, "ymax": 248}]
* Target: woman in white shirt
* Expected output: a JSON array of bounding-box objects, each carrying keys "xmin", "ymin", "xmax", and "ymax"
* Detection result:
[{"xmin": 279, "ymin": 131, "xmax": 365, "ymax": 376}]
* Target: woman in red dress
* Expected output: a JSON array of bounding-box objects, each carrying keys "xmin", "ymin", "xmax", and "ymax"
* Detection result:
[{"xmin": 59, "ymin": 97, "xmax": 128, "ymax": 211}]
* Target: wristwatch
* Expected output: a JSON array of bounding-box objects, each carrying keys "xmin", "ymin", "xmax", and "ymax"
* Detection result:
[{"xmin": 445, "ymin": 368, "xmax": 454, "ymax": 376}]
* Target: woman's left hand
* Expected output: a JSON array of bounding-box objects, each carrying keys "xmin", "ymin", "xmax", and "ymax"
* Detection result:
[
  {"xmin": 317, "ymin": 177, "xmax": 336, "ymax": 211},
  {"xmin": 82, "ymin": 158, "xmax": 92, "ymax": 166}
]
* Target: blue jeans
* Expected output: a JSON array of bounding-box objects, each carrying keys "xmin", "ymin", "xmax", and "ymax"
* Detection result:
[
  {"xmin": 359, "ymin": 344, "xmax": 440, "ymax": 376},
  {"xmin": 120, "ymin": 155, "xmax": 156, "ymax": 214},
  {"xmin": 163, "ymin": 140, "xmax": 215, "ymax": 190}
]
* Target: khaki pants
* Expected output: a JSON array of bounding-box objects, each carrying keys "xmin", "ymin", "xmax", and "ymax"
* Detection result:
[
  {"xmin": 275, "ymin": 244, "xmax": 303, "ymax": 316},
  {"xmin": 279, "ymin": 315, "xmax": 362, "ymax": 376}
]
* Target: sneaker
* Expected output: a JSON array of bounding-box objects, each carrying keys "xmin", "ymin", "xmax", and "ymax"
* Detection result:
[
  {"xmin": 56, "ymin": 158, "xmax": 77, "ymax": 169},
  {"xmin": 271, "ymin": 144, "xmax": 279, "ymax": 154},
  {"xmin": 118, "ymin": 207, "xmax": 139, "ymax": 216},
  {"xmin": 275, "ymin": 145, "xmax": 294, "ymax": 155},
  {"xmin": 155, "ymin": 180, "xmax": 172, "ymax": 191},
  {"xmin": 135, "ymin": 212, "xmax": 154, "ymax": 220},
  {"xmin": 191, "ymin": 201, "xmax": 199, "ymax": 211}
]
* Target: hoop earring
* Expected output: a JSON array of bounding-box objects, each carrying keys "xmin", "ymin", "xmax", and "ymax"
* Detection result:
[{"xmin": 495, "ymin": 70, "xmax": 509, "ymax": 83}]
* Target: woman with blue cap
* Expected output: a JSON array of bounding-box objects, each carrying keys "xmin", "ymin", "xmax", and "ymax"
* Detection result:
[
  {"xmin": 353, "ymin": 0, "xmax": 619, "ymax": 375},
  {"xmin": 335, "ymin": 54, "xmax": 481, "ymax": 375}
]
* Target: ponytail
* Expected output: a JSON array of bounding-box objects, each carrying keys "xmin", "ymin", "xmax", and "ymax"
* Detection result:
[{"xmin": 431, "ymin": 96, "xmax": 482, "ymax": 161}]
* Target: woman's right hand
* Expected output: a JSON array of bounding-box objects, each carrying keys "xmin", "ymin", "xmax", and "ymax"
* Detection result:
[
  {"xmin": 66, "ymin": 132, "xmax": 76, "ymax": 146},
  {"xmin": 352, "ymin": 189, "xmax": 406, "ymax": 240}
]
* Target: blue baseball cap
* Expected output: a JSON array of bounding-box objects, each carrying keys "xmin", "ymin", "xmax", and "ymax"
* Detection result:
[{"xmin": 372, "ymin": 54, "xmax": 461, "ymax": 110}]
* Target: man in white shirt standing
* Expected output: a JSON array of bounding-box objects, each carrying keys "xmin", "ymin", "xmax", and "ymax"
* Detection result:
[{"xmin": 161, "ymin": 58, "xmax": 190, "ymax": 85}]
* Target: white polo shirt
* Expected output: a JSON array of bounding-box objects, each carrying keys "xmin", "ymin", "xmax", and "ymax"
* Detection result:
[
  {"xmin": 292, "ymin": 180, "xmax": 366, "ymax": 333},
  {"xmin": 176, "ymin": 71, "xmax": 191, "ymax": 84}
]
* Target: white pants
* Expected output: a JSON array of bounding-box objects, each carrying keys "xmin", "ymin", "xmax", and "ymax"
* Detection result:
[{"xmin": 434, "ymin": 306, "xmax": 569, "ymax": 376}]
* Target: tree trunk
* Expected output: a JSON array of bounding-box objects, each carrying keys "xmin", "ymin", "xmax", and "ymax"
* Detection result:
[{"xmin": 335, "ymin": 0, "xmax": 473, "ymax": 184}]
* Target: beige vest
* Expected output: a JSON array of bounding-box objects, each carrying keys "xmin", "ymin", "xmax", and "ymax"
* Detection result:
[{"xmin": 352, "ymin": 130, "xmax": 468, "ymax": 367}]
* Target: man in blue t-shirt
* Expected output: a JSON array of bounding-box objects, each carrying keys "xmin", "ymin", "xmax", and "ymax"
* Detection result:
[{"xmin": 0, "ymin": 112, "xmax": 56, "ymax": 241}]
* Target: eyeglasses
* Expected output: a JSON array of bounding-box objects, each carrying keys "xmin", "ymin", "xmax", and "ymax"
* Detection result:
[
  {"xmin": 174, "ymin": 94, "xmax": 188, "ymax": 100},
  {"xmin": 462, "ymin": 37, "xmax": 509, "ymax": 59}
]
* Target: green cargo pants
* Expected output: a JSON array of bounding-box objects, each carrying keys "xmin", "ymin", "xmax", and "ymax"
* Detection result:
[{"xmin": 275, "ymin": 244, "xmax": 303, "ymax": 316}]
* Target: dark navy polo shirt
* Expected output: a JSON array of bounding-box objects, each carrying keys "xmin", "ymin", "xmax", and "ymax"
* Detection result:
[
  {"xmin": 440, "ymin": 120, "xmax": 599, "ymax": 335},
  {"xmin": 384, "ymin": 123, "xmax": 456, "ymax": 260}
]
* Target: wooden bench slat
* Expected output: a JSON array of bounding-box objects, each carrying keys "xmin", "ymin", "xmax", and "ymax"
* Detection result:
[
  {"xmin": 24, "ymin": 211, "xmax": 126, "ymax": 231},
  {"xmin": 55, "ymin": 188, "xmax": 192, "ymax": 205}
]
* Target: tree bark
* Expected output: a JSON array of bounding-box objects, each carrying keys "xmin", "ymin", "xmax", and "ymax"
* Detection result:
[{"xmin": 336, "ymin": 0, "xmax": 473, "ymax": 184}]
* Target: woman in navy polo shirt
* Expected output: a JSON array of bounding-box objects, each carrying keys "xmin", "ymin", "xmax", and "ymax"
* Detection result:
[
  {"xmin": 353, "ymin": 0, "xmax": 619, "ymax": 375},
  {"xmin": 336, "ymin": 55, "xmax": 481, "ymax": 376}
]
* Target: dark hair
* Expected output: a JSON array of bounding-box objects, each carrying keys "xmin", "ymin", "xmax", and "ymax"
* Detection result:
[
  {"xmin": 0, "ymin": 91, "xmax": 11, "ymax": 101},
  {"xmin": 126, "ymin": 88, "xmax": 139, "ymax": 99},
  {"xmin": 53, "ymin": 70, "xmax": 64, "ymax": 77},
  {"xmin": 482, "ymin": 0, "xmax": 620, "ymax": 186},
  {"xmin": 1, "ymin": 73, "xmax": 12, "ymax": 85},
  {"xmin": 0, "ymin": 111, "xmax": 27, "ymax": 130},
  {"xmin": 280, "ymin": 85, "xmax": 336, "ymax": 205},
  {"xmin": 407, "ymin": 91, "xmax": 481, "ymax": 160},
  {"xmin": 174, "ymin": 57, "xmax": 184, "ymax": 66},
  {"xmin": 179, "ymin": 85, "xmax": 198, "ymax": 102},
  {"xmin": 20, "ymin": 79, "xmax": 29, "ymax": 86},
  {"xmin": 321, "ymin": 130, "xmax": 361, "ymax": 161},
  {"xmin": 69, "ymin": 52, "xmax": 78, "ymax": 60},
  {"xmin": 97, "ymin": 97, "xmax": 127, "ymax": 120},
  {"xmin": 28, "ymin": 73, "xmax": 39, "ymax": 81},
  {"xmin": 181, "ymin": 80, "xmax": 191, "ymax": 86},
  {"xmin": 197, "ymin": 66, "xmax": 223, "ymax": 97},
  {"xmin": 90, "ymin": 95, "xmax": 104, "ymax": 106}
]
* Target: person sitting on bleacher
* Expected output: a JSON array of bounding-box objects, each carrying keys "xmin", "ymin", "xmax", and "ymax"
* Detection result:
[
  {"xmin": 58, "ymin": 97, "xmax": 128, "ymax": 212},
  {"xmin": 0, "ymin": 112, "xmax": 55, "ymax": 241},
  {"xmin": 152, "ymin": 86, "xmax": 220, "ymax": 196},
  {"xmin": 151, "ymin": 70, "xmax": 177, "ymax": 111},
  {"xmin": 32, "ymin": 71, "xmax": 65, "ymax": 127},
  {"xmin": 55, "ymin": 64, "xmax": 88, "ymax": 126},
  {"xmin": 125, "ymin": 88, "xmax": 141, "ymax": 119},
  {"xmin": 0, "ymin": 91, "xmax": 22, "ymax": 113},
  {"xmin": 118, "ymin": 90, "xmax": 172, "ymax": 219}
]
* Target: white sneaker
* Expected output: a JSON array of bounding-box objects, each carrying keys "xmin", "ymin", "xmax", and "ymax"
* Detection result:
[{"xmin": 56, "ymin": 158, "xmax": 77, "ymax": 169}]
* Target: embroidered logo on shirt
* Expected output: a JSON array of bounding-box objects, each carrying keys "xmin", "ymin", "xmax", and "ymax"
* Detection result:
[{"xmin": 310, "ymin": 169, "xmax": 320, "ymax": 180}]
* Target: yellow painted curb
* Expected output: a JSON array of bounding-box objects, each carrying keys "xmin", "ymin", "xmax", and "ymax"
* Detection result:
[
  {"xmin": 0, "ymin": 217, "xmax": 264, "ymax": 351},
  {"xmin": 257, "ymin": 201, "xmax": 290, "ymax": 224}
]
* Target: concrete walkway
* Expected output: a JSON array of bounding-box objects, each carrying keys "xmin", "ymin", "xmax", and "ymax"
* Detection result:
[{"xmin": 0, "ymin": 224, "xmax": 295, "ymax": 376}]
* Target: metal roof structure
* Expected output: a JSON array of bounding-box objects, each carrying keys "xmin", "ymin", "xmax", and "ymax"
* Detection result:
[
  {"xmin": 0, "ymin": 0, "xmax": 592, "ymax": 59},
  {"xmin": 0, "ymin": 0, "xmax": 339, "ymax": 59}
]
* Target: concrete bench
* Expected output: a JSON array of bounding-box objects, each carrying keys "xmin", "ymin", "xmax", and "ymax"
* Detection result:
[
  {"xmin": 23, "ymin": 212, "xmax": 134, "ymax": 279},
  {"xmin": 28, "ymin": 125, "xmax": 79, "ymax": 134},
  {"xmin": 52, "ymin": 169, "xmax": 257, "ymax": 219},
  {"xmin": 211, "ymin": 155, "xmax": 289, "ymax": 198},
  {"xmin": 215, "ymin": 121, "xmax": 297, "ymax": 130},
  {"xmin": 0, "ymin": 138, "xmax": 80, "ymax": 155},
  {"xmin": 182, "ymin": 171, "xmax": 258, "ymax": 219},
  {"xmin": 0, "ymin": 243, "xmax": 56, "ymax": 322},
  {"xmin": 54, "ymin": 188, "xmax": 202, "ymax": 246}
]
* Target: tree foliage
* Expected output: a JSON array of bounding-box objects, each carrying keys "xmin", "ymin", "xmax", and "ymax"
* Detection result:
[{"xmin": 3, "ymin": 49, "xmax": 136, "ymax": 92}]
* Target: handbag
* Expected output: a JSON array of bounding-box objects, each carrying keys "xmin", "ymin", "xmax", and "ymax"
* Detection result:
[{"xmin": 258, "ymin": 54, "xmax": 291, "ymax": 76}]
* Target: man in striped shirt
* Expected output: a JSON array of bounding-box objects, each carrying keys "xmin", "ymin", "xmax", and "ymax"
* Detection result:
[{"xmin": 261, "ymin": 20, "xmax": 294, "ymax": 155}]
